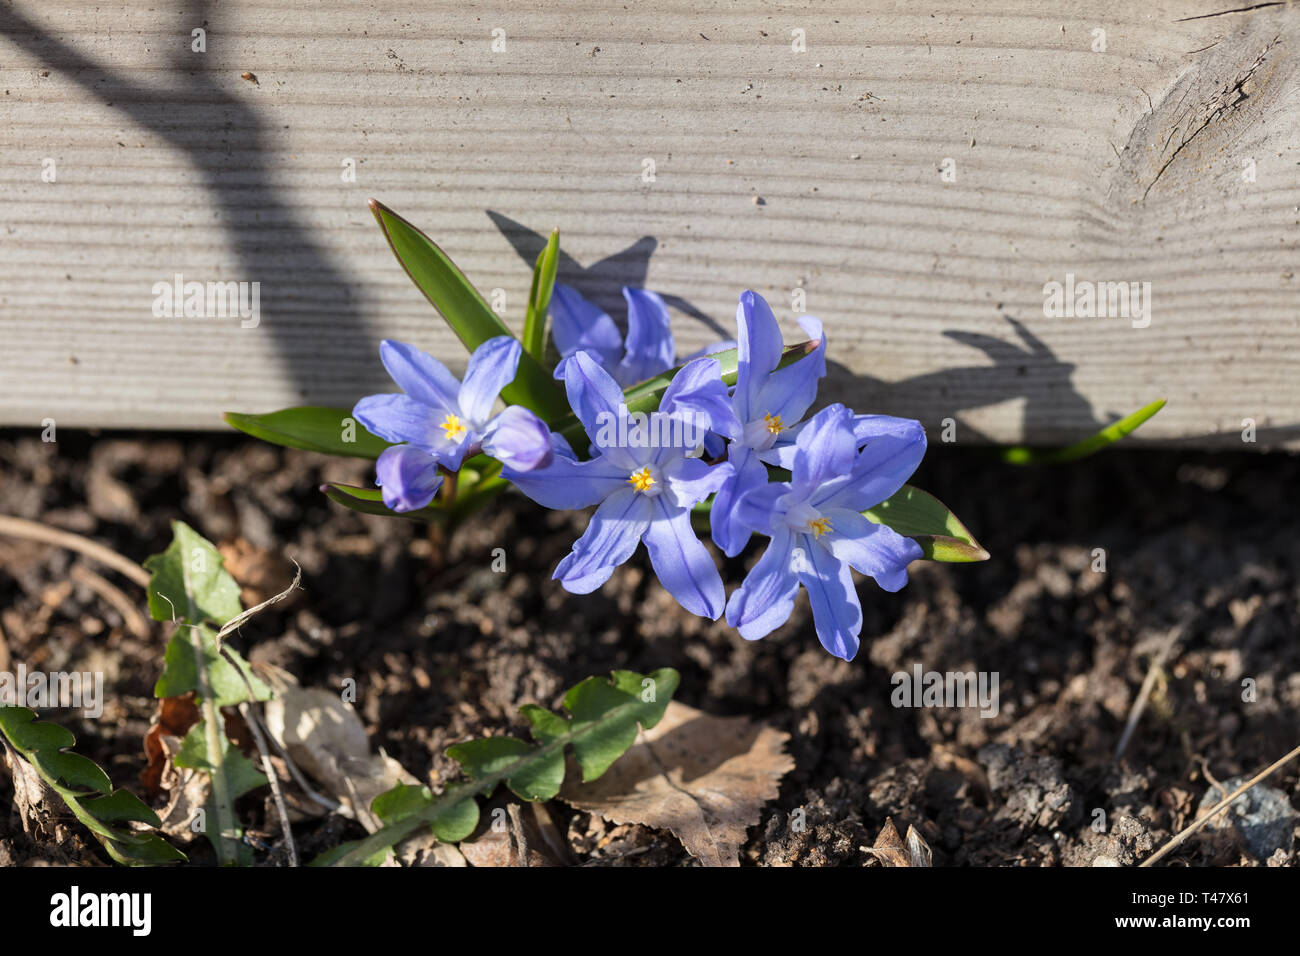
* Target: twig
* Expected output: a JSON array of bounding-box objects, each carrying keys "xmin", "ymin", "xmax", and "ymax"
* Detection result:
[
  {"xmin": 69, "ymin": 563, "xmax": 151, "ymax": 640},
  {"xmin": 0, "ymin": 514, "xmax": 149, "ymax": 588},
  {"xmin": 213, "ymin": 560, "xmax": 302, "ymax": 651},
  {"xmin": 237, "ymin": 699, "xmax": 299, "ymax": 868},
  {"xmin": 1140, "ymin": 742, "xmax": 1300, "ymax": 867},
  {"xmin": 1114, "ymin": 620, "xmax": 1186, "ymax": 762}
]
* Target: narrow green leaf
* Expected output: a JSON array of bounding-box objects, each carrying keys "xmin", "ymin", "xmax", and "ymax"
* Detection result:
[
  {"xmin": 1000, "ymin": 399, "xmax": 1166, "ymax": 465},
  {"xmin": 865, "ymin": 484, "xmax": 990, "ymax": 563},
  {"xmin": 320, "ymin": 482, "xmax": 447, "ymax": 523},
  {"xmin": 143, "ymin": 520, "xmax": 242, "ymax": 626},
  {"xmin": 0, "ymin": 707, "xmax": 185, "ymax": 865},
  {"xmin": 223, "ymin": 407, "xmax": 390, "ymax": 459},
  {"xmin": 522, "ymin": 228, "xmax": 560, "ymax": 362},
  {"xmin": 369, "ymin": 200, "xmax": 569, "ymax": 421}
]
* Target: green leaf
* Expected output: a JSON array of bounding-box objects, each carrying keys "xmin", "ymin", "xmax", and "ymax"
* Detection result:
[
  {"xmin": 155, "ymin": 624, "xmax": 272, "ymax": 706},
  {"xmin": 369, "ymin": 201, "xmax": 569, "ymax": 421},
  {"xmin": 175, "ymin": 722, "xmax": 269, "ymax": 799},
  {"xmin": 320, "ymin": 668, "xmax": 680, "ymax": 866},
  {"xmin": 865, "ymin": 484, "xmax": 990, "ymax": 563},
  {"xmin": 143, "ymin": 520, "xmax": 242, "ymax": 626},
  {"xmin": 223, "ymin": 407, "xmax": 390, "ymax": 459},
  {"xmin": 522, "ymin": 228, "xmax": 560, "ymax": 362},
  {"xmin": 0, "ymin": 707, "xmax": 185, "ymax": 865},
  {"xmin": 1000, "ymin": 399, "xmax": 1166, "ymax": 465},
  {"xmin": 320, "ymin": 482, "xmax": 447, "ymax": 522}
]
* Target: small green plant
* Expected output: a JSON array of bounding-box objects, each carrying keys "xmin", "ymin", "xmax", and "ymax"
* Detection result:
[
  {"xmin": 317, "ymin": 668, "xmax": 679, "ymax": 866},
  {"xmin": 0, "ymin": 707, "xmax": 184, "ymax": 865},
  {"xmin": 144, "ymin": 520, "xmax": 272, "ymax": 865}
]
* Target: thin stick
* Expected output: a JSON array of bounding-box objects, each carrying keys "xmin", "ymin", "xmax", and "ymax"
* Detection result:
[
  {"xmin": 1140, "ymin": 742, "xmax": 1300, "ymax": 867},
  {"xmin": 1114, "ymin": 621, "xmax": 1185, "ymax": 763},
  {"xmin": 70, "ymin": 563, "xmax": 151, "ymax": 640},
  {"xmin": 237, "ymin": 699, "xmax": 299, "ymax": 868},
  {"xmin": 0, "ymin": 514, "xmax": 149, "ymax": 588}
]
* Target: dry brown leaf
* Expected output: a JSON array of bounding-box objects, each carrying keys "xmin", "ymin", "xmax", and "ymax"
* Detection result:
[
  {"xmin": 458, "ymin": 797, "xmax": 570, "ymax": 867},
  {"xmin": 864, "ymin": 817, "xmax": 933, "ymax": 867},
  {"xmin": 263, "ymin": 686, "xmax": 417, "ymax": 832},
  {"xmin": 560, "ymin": 699, "xmax": 793, "ymax": 867}
]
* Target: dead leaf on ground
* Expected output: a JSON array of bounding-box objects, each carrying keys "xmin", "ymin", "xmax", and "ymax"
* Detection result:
[
  {"xmin": 560, "ymin": 699, "xmax": 794, "ymax": 867},
  {"xmin": 458, "ymin": 796, "xmax": 571, "ymax": 867},
  {"xmin": 218, "ymin": 538, "xmax": 297, "ymax": 609},
  {"xmin": 263, "ymin": 686, "xmax": 417, "ymax": 832},
  {"xmin": 864, "ymin": 817, "xmax": 933, "ymax": 867}
]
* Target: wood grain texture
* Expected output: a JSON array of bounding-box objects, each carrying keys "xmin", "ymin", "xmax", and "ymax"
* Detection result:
[{"xmin": 1, "ymin": 1, "xmax": 1297, "ymax": 446}]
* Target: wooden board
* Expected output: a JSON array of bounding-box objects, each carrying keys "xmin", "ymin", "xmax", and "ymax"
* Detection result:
[{"xmin": 1, "ymin": 1, "xmax": 1298, "ymax": 447}]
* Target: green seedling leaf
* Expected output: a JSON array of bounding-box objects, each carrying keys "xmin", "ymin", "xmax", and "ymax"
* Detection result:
[
  {"xmin": 144, "ymin": 520, "xmax": 242, "ymax": 626},
  {"xmin": 999, "ymin": 399, "xmax": 1166, "ymax": 465},
  {"xmin": 522, "ymin": 228, "xmax": 560, "ymax": 362},
  {"xmin": 319, "ymin": 668, "xmax": 680, "ymax": 865},
  {"xmin": 865, "ymin": 484, "xmax": 990, "ymax": 563},
  {"xmin": 369, "ymin": 200, "xmax": 569, "ymax": 421},
  {"xmin": 175, "ymin": 722, "xmax": 269, "ymax": 799},
  {"xmin": 144, "ymin": 521, "xmax": 272, "ymax": 867},
  {"xmin": 155, "ymin": 624, "xmax": 271, "ymax": 706},
  {"xmin": 223, "ymin": 407, "xmax": 390, "ymax": 459},
  {"xmin": 0, "ymin": 707, "xmax": 185, "ymax": 865}
]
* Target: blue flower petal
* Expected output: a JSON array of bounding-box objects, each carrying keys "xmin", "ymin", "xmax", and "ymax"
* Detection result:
[
  {"xmin": 733, "ymin": 291, "xmax": 784, "ymax": 423},
  {"xmin": 378, "ymin": 340, "xmax": 462, "ymax": 412},
  {"xmin": 733, "ymin": 480, "xmax": 788, "ymax": 536},
  {"xmin": 709, "ymin": 445, "xmax": 769, "ymax": 557},
  {"xmin": 755, "ymin": 314, "xmax": 826, "ymax": 426},
  {"xmin": 503, "ymin": 451, "xmax": 628, "ymax": 510},
  {"xmin": 550, "ymin": 285, "xmax": 623, "ymax": 373},
  {"xmin": 481, "ymin": 405, "xmax": 553, "ymax": 471},
  {"xmin": 616, "ymin": 287, "xmax": 675, "ymax": 386},
  {"xmin": 642, "ymin": 498, "xmax": 726, "ymax": 619},
  {"xmin": 821, "ymin": 508, "xmax": 922, "ymax": 591},
  {"xmin": 353, "ymin": 393, "xmax": 444, "ymax": 450},
  {"xmin": 458, "ymin": 335, "xmax": 521, "ymax": 426},
  {"xmin": 560, "ymin": 352, "xmax": 638, "ymax": 466},
  {"xmin": 374, "ymin": 445, "xmax": 443, "ymax": 512},
  {"xmin": 816, "ymin": 416, "xmax": 927, "ymax": 512},
  {"xmin": 796, "ymin": 539, "xmax": 863, "ymax": 661},
  {"xmin": 553, "ymin": 486, "xmax": 654, "ymax": 590},
  {"xmin": 659, "ymin": 356, "xmax": 742, "ymax": 442},
  {"xmin": 662, "ymin": 456, "xmax": 734, "ymax": 510},
  {"xmin": 724, "ymin": 527, "xmax": 800, "ymax": 640},
  {"xmin": 790, "ymin": 403, "xmax": 857, "ymax": 498}
]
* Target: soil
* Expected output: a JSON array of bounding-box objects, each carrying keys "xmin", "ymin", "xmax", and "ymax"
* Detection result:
[{"xmin": 1, "ymin": 429, "xmax": 1297, "ymax": 867}]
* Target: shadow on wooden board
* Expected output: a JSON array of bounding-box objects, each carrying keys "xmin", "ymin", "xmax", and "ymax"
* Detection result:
[{"xmin": 0, "ymin": 2, "xmax": 378, "ymax": 400}]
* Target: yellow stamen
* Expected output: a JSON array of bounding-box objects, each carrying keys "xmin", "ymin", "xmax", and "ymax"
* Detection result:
[
  {"xmin": 807, "ymin": 516, "xmax": 833, "ymax": 538},
  {"xmin": 764, "ymin": 413, "xmax": 784, "ymax": 435},
  {"xmin": 627, "ymin": 466, "xmax": 656, "ymax": 493},
  {"xmin": 439, "ymin": 413, "xmax": 467, "ymax": 441}
]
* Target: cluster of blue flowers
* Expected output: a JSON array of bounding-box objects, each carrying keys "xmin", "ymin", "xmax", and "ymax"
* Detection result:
[{"xmin": 354, "ymin": 286, "xmax": 926, "ymax": 660}]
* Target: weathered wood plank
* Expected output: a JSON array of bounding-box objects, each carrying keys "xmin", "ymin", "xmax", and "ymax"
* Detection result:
[{"xmin": 1, "ymin": 1, "xmax": 1297, "ymax": 447}]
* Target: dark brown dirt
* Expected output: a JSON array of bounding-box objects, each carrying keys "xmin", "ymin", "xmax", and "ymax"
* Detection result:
[{"xmin": 1, "ymin": 429, "xmax": 1297, "ymax": 866}]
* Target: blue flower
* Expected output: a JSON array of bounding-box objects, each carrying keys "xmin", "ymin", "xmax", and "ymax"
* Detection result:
[
  {"xmin": 502, "ymin": 351, "xmax": 739, "ymax": 618},
  {"xmin": 354, "ymin": 337, "xmax": 551, "ymax": 512},
  {"xmin": 709, "ymin": 291, "xmax": 827, "ymax": 557},
  {"xmin": 724, "ymin": 403, "xmax": 927, "ymax": 661},
  {"xmin": 550, "ymin": 284, "xmax": 734, "ymax": 388}
]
